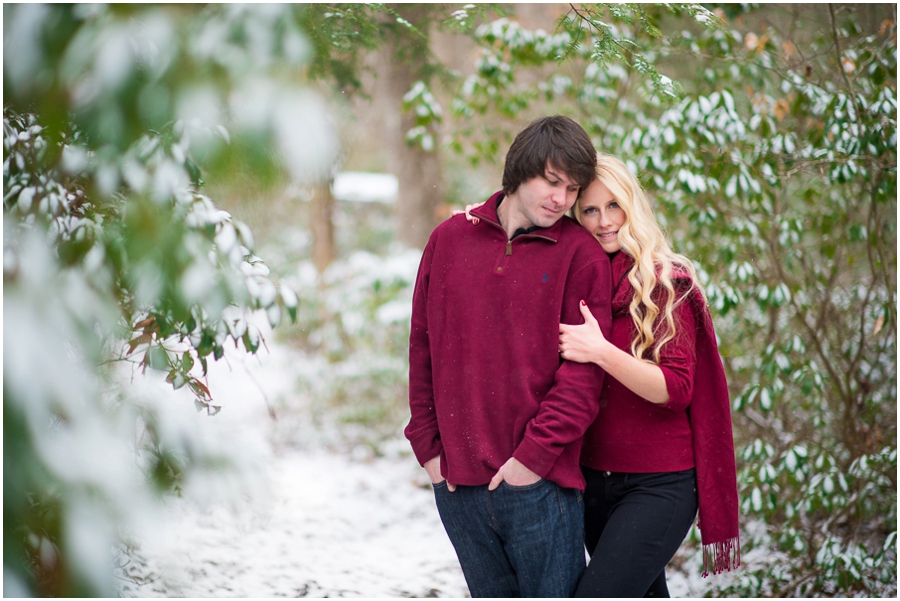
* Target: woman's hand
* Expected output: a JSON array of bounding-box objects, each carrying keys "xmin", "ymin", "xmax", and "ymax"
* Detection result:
[
  {"xmin": 558, "ymin": 301, "xmax": 611, "ymax": 366},
  {"xmin": 561, "ymin": 300, "xmax": 671, "ymax": 405},
  {"xmin": 449, "ymin": 201, "xmax": 485, "ymax": 224}
]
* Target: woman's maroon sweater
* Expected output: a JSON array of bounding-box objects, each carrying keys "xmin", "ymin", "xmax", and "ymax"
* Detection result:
[
  {"xmin": 581, "ymin": 251, "xmax": 741, "ymax": 576},
  {"xmin": 580, "ymin": 254, "xmax": 698, "ymax": 472},
  {"xmin": 405, "ymin": 193, "xmax": 612, "ymax": 491}
]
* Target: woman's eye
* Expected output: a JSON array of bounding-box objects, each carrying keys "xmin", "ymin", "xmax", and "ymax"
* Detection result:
[{"xmin": 609, "ymin": 202, "xmax": 620, "ymax": 209}]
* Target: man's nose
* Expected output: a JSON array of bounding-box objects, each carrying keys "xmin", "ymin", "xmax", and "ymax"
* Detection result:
[{"xmin": 551, "ymin": 188, "xmax": 568, "ymax": 206}]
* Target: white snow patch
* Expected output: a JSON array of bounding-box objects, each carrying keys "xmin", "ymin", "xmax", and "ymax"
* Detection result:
[
  {"xmin": 123, "ymin": 449, "xmax": 467, "ymax": 598},
  {"xmin": 332, "ymin": 172, "xmax": 399, "ymax": 204},
  {"xmin": 117, "ymin": 336, "xmax": 467, "ymax": 598}
]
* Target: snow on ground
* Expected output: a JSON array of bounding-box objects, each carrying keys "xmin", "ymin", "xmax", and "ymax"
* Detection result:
[
  {"xmin": 117, "ymin": 332, "xmax": 468, "ymax": 598},
  {"xmin": 120, "ymin": 447, "xmax": 467, "ymax": 597}
]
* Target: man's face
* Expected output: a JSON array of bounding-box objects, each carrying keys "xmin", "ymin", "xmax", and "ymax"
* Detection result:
[{"xmin": 511, "ymin": 163, "xmax": 581, "ymax": 229}]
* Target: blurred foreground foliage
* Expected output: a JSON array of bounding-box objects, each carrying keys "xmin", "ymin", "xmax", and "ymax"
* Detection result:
[{"xmin": 3, "ymin": 4, "xmax": 326, "ymax": 596}]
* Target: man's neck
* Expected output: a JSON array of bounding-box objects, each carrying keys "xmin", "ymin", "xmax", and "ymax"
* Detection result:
[{"xmin": 496, "ymin": 193, "xmax": 532, "ymax": 239}]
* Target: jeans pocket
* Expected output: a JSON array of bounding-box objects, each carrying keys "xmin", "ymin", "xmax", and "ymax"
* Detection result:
[
  {"xmin": 501, "ymin": 478, "xmax": 546, "ymax": 491},
  {"xmin": 432, "ymin": 480, "xmax": 448, "ymax": 490}
]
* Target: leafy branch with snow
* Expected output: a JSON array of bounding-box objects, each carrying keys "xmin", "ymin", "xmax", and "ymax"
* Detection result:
[{"xmin": 3, "ymin": 4, "xmax": 327, "ymax": 596}]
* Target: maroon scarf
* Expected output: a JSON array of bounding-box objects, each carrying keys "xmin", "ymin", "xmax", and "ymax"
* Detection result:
[{"xmin": 610, "ymin": 252, "xmax": 741, "ymax": 576}]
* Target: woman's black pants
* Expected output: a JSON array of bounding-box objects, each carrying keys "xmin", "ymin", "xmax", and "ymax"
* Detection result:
[{"xmin": 574, "ymin": 466, "xmax": 698, "ymax": 598}]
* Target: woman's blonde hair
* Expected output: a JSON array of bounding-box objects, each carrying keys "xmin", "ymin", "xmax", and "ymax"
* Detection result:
[{"xmin": 576, "ymin": 154, "xmax": 702, "ymax": 364}]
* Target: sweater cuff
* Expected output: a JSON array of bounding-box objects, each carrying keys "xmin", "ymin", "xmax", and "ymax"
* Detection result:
[
  {"xmin": 661, "ymin": 366, "xmax": 692, "ymax": 412},
  {"xmin": 408, "ymin": 431, "xmax": 443, "ymax": 467},
  {"xmin": 513, "ymin": 435, "xmax": 560, "ymax": 479}
]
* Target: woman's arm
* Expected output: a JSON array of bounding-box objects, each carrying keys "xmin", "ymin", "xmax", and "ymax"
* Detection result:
[{"xmin": 559, "ymin": 301, "xmax": 670, "ymax": 404}]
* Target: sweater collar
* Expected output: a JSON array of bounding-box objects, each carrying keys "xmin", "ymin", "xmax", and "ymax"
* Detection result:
[{"xmin": 471, "ymin": 190, "xmax": 566, "ymax": 242}]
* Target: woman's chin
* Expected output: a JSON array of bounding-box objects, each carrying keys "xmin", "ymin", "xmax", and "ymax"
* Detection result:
[{"xmin": 598, "ymin": 236, "xmax": 620, "ymax": 254}]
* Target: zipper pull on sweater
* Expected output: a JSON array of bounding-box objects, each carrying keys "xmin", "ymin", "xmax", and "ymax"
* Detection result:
[{"xmin": 506, "ymin": 240, "xmax": 512, "ymax": 256}]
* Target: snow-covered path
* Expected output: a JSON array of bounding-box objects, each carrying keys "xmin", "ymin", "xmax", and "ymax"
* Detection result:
[
  {"xmin": 117, "ymin": 337, "xmax": 469, "ymax": 598},
  {"xmin": 120, "ymin": 448, "xmax": 468, "ymax": 597}
]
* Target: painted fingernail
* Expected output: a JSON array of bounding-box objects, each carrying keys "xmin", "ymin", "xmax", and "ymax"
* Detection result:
[{"xmin": 580, "ymin": 300, "xmax": 586, "ymax": 306}]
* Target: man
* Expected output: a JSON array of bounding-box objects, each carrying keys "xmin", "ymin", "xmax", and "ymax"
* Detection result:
[{"xmin": 405, "ymin": 115, "xmax": 612, "ymax": 597}]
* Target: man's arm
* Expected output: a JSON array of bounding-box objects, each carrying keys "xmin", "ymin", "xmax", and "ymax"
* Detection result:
[
  {"xmin": 404, "ymin": 240, "xmax": 444, "ymax": 472},
  {"xmin": 510, "ymin": 251, "xmax": 613, "ymax": 480}
]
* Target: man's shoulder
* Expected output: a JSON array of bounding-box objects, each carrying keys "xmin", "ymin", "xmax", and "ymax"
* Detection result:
[
  {"xmin": 430, "ymin": 213, "xmax": 479, "ymax": 240},
  {"xmin": 557, "ymin": 216, "xmax": 602, "ymax": 247},
  {"xmin": 424, "ymin": 213, "xmax": 489, "ymax": 255},
  {"xmin": 553, "ymin": 217, "xmax": 609, "ymax": 272}
]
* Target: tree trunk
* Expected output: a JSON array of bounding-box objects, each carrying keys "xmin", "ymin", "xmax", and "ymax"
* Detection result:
[
  {"xmin": 310, "ymin": 180, "xmax": 335, "ymax": 273},
  {"xmin": 377, "ymin": 4, "xmax": 445, "ymax": 250}
]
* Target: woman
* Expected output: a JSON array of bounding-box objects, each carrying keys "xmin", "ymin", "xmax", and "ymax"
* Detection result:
[{"xmin": 557, "ymin": 154, "xmax": 740, "ymax": 597}]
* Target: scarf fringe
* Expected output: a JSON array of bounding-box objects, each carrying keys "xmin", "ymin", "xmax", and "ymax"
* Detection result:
[{"xmin": 701, "ymin": 537, "xmax": 741, "ymax": 577}]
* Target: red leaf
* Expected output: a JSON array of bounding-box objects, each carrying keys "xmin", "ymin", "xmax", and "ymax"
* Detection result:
[
  {"xmin": 134, "ymin": 316, "xmax": 155, "ymax": 330},
  {"xmin": 127, "ymin": 332, "xmax": 153, "ymax": 356},
  {"xmin": 192, "ymin": 378, "xmax": 212, "ymax": 400}
]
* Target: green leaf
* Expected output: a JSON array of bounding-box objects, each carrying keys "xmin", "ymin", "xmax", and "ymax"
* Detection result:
[
  {"xmin": 147, "ymin": 346, "xmax": 169, "ymax": 371},
  {"xmin": 242, "ymin": 329, "xmax": 260, "ymax": 353}
]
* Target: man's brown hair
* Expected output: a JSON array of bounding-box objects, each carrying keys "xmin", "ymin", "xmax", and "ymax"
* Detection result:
[{"xmin": 501, "ymin": 115, "xmax": 596, "ymax": 196}]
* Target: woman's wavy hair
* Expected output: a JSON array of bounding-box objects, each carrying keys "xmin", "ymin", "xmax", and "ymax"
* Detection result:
[{"xmin": 576, "ymin": 154, "xmax": 703, "ymax": 364}]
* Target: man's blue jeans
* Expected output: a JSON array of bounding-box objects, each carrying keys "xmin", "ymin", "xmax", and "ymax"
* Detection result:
[{"xmin": 433, "ymin": 479, "xmax": 585, "ymax": 598}]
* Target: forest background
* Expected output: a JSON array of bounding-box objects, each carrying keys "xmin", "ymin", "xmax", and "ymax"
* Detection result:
[{"xmin": 3, "ymin": 3, "xmax": 896, "ymax": 598}]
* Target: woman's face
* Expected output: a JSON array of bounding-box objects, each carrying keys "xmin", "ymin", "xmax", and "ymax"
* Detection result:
[{"xmin": 577, "ymin": 179, "xmax": 626, "ymax": 253}]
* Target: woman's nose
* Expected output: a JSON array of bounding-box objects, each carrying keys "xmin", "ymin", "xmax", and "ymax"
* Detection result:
[{"xmin": 598, "ymin": 210, "xmax": 611, "ymax": 226}]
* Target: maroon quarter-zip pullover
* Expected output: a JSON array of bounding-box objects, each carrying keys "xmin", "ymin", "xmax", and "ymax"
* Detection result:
[{"xmin": 405, "ymin": 191, "xmax": 612, "ymax": 491}]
